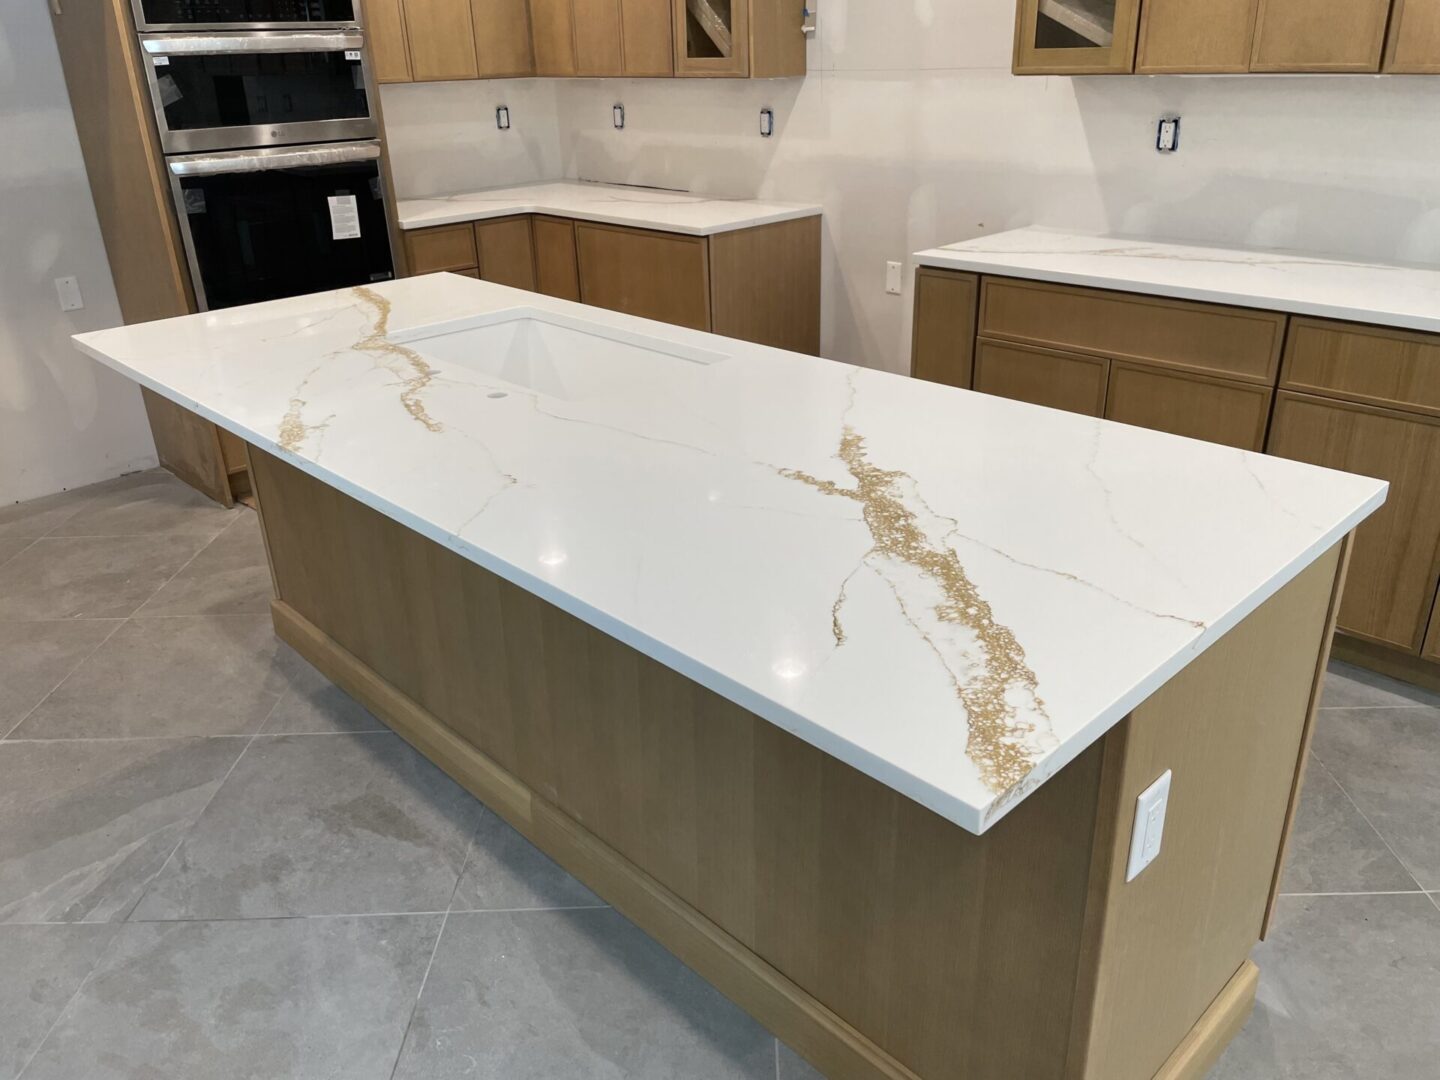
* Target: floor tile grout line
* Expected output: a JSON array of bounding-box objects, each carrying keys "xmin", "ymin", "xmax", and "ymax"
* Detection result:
[
  {"xmin": 1316, "ymin": 703, "xmax": 1435, "ymax": 711},
  {"xmin": 130, "ymin": 512, "xmax": 246, "ymax": 618},
  {"xmin": 774, "ymin": 1036, "xmax": 781, "ymax": 1080},
  {"xmin": 2, "ymin": 904, "xmax": 618, "ymax": 927},
  {"xmin": 0, "ymin": 619, "xmax": 128, "ymax": 742},
  {"xmin": 12, "ymin": 926, "xmax": 128, "ymax": 1080},
  {"xmin": 1313, "ymin": 757, "xmax": 1432, "ymax": 895},
  {"xmin": 0, "ymin": 537, "xmax": 38, "ymax": 571},
  {"xmin": 1278, "ymin": 889, "xmax": 1430, "ymax": 898}
]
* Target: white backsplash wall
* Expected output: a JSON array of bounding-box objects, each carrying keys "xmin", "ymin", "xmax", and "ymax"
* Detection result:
[
  {"xmin": 0, "ymin": 4, "xmax": 157, "ymax": 505},
  {"xmin": 553, "ymin": 0, "xmax": 1440, "ymax": 372},
  {"xmin": 380, "ymin": 78, "xmax": 565, "ymax": 197}
]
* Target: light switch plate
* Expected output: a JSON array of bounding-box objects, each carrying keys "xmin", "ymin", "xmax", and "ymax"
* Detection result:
[
  {"xmin": 1126, "ymin": 769, "xmax": 1172, "ymax": 882},
  {"xmin": 885, "ymin": 261, "xmax": 903, "ymax": 295},
  {"xmin": 55, "ymin": 275, "xmax": 84, "ymax": 312}
]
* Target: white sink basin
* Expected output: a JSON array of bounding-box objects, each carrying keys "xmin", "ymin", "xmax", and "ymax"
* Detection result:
[{"xmin": 390, "ymin": 307, "xmax": 728, "ymax": 402}]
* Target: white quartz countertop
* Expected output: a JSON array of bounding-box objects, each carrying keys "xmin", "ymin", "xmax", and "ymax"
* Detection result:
[
  {"xmin": 74, "ymin": 276, "xmax": 1385, "ymax": 833},
  {"xmin": 916, "ymin": 227, "xmax": 1440, "ymax": 334},
  {"xmin": 397, "ymin": 181, "xmax": 822, "ymax": 236}
]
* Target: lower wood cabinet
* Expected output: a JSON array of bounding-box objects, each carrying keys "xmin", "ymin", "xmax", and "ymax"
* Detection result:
[
  {"xmin": 974, "ymin": 340, "xmax": 1107, "ymax": 417},
  {"xmin": 910, "ymin": 268, "xmax": 977, "ymax": 389},
  {"xmin": 403, "ymin": 214, "xmax": 821, "ymax": 352},
  {"xmin": 1104, "ymin": 363, "xmax": 1271, "ymax": 451},
  {"xmin": 1268, "ymin": 392, "xmax": 1440, "ymax": 652},
  {"xmin": 1425, "ymin": 593, "xmax": 1440, "ymax": 661}
]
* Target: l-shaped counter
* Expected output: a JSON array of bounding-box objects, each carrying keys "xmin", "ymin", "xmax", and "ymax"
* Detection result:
[{"xmin": 75, "ymin": 271, "xmax": 1385, "ymax": 1080}]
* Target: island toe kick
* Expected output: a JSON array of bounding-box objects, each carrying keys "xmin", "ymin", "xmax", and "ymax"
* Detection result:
[{"xmin": 249, "ymin": 447, "xmax": 1347, "ymax": 1080}]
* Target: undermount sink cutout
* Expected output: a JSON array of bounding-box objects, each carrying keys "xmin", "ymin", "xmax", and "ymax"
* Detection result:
[{"xmin": 391, "ymin": 307, "xmax": 728, "ymax": 402}]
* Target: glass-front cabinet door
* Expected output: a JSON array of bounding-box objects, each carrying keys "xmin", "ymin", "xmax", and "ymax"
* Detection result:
[
  {"xmin": 672, "ymin": 0, "xmax": 749, "ymax": 76},
  {"xmin": 1013, "ymin": 0, "xmax": 1141, "ymax": 73}
]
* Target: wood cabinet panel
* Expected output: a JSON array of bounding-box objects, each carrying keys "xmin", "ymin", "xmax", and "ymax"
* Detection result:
[
  {"xmin": 470, "ymin": 0, "xmax": 534, "ymax": 75},
  {"xmin": 533, "ymin": 216, "xmax": 582, "ymax": 300},
  {"xmin": 1282, "ymin": 318, "xmax": 1440, "ymax": 418},
  {"xmin": 709, "ymin": 217, "xmax": 821, "ymax": 355},
  {"xmin": 1386, "ymin": 0, "xmax": 1440, "ymax": 72},
  {"xmin": 574, "ymin": 0, "xmax": 626, "ymax": 74},
  {"xmin": 910, "ymin": 268, "xmax": 979, "ymax": 390},
  {"xmin": 532, "ymin": 0, "xmax": 579, "ymax": 73},
  {"xmin": 365, "ymin": 0, "xmax": 414, "ymax": 81},
  {"xmin": 621, "ymin": 0, "xmax": 676, "ymax": 75},
  {"xmin": 1251, "ymin": 0, "xmax": 1391, "ymax": 72},
  {"xmin": 749, "ymin": 0, "xmax": 806, "ymax": 77},
  {"xmin": 1425, "ymin": 592, "xmax": 1440, "ymax": 662},
  {"xmin": 475, "ymin": 216, "xmax": 537, "ymax": 290},
  {"xmin": 979, "ymin": 277, "xmax": 1286, "ymax": 384},
  {"xmin": 576, "ymin": 223, "xmax": 711, "ymax": 330},
  {"xmin": 1268, "ymin": 392, "xmax": 1440, "ymax": 652},
  {"xmin": 1136, "ymin": 0, "xmax": 1258, "ymax": 72},
  {"xmin": 1104, "ymin": 363, "xmax": 1272, "ymax": 451},
  {"xmin": 973, "ymin": 339, "xmax": 1109, "ymax": 417},
  {"xmin": 403, "ymin": 224, "xmax": 478, "ymax": 274},
  {"xmin": 1013, "ymin": 0, "xmax": 1143, "ymax": 74},
  {"xmin": 403, "ymin": 0, "xmax": 481, "ymax": 80}
]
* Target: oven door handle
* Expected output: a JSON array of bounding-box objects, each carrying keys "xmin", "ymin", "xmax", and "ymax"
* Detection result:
[
  {"xmin": 143, "ymin": 31, "xmax": 365, "ymax": 55},
  {"xmin": 168, "ymin": 141, "xmax": 382, "ymax": 177}
]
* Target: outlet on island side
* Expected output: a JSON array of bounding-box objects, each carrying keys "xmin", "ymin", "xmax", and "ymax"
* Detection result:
[{"xmin": 885, "ymin": 261, "xmax": 903, "ymax": 295}]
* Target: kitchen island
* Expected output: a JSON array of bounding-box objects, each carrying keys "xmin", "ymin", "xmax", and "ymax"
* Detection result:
[{"xmin": 75, "ymin": 275, "xmax": 1385, "ymax": 1080}]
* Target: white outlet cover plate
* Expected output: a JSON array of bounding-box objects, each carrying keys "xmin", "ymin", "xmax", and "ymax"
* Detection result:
[
  {"xmin": 55, "ymin": 276, "xmax": 84, "ymax": 312},
  {"xmin": 1126, "ymin": 769, "xmax": 1172, "ymax": 882},
  {"xmin": 885, "ymin": 261, "xmax": 903, "ymax": 295}
]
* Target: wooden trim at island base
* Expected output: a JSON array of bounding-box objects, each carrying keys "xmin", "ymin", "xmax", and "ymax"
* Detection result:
[
  {"xmin": 1152, "ymin": 961, "xmax": 1259, "ymax": 1080},
  {"xmin": 1331, "ymin": 632, "xmax": 1440, "ymax": 695},
  {"xmin": 249, "ymin": 447, "xmax": 1344, "ymax": 1080}
]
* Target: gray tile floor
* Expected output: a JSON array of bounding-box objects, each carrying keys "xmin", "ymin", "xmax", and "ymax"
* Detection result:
[{"xmin": 0, "ymin": 469, "xmax": 1436, "ymax": 1079}]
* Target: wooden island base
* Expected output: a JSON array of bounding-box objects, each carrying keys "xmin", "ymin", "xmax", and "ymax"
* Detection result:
[{"xmin": 251, "ymin": 447, "xmax": 1346, "ymax": 1080}]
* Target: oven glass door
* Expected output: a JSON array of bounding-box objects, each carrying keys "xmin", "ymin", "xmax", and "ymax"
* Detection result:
[
  {"xmin": 133, "ymin": 0, "xmax": 358, "ymax": 31},
  {"xmin": 170, "ymin": 143, "xmax": 394, "ymax": 311},
  {"xmin": 144, "ymin": 33, "xmax": 375, "ymax": 153}
]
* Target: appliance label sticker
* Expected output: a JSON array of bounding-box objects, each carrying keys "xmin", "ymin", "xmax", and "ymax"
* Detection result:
[
  {"xmin": 327, "ymin": 195, "xmax": 361, "ymax": 240},
  {"xmin": 153, "ymin": 55, "xmax": 169, "ymax": 66},
  {"xmin": 345, "ymin": 50, "xmax": 362, "ymax": 60}
]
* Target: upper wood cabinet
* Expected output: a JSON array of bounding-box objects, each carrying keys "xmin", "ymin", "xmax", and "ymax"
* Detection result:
[
  {"xmin": 1251, "ymin": 0, "xmax": 1392, "ymax": 72},
  {"xmin": 1137, "ymin": 0, "xmax": 1257, "ymax": 73},
  {"xmin": 472, "ymin": 0, "xmax": 536, "ymax": 76},
  {"xmin": 531, "ymin": 0, "xmax": 579, "ymax": 73},
  {"xmin": 367, "ymin": 0, "xmax": 415, "ymax": 81},
  {"xmin": 404, "ymin": 0, "xmax": 482, "ymax": 80},
  {"xmin": 1386, "ymin": 0, "xmax": 1440, "ymax": 72},
  {"xmin": 1018, "ymin": 0, "xmax": 1434, "ymax": 74},
  {"xmin": 674, "ymin": 0, "xmax": 750, "ymax": 75},
  {"xmin": 1013, "ymin": 0, "xmax": 1142, "ymax": 74},
  {"xmin": 574, "ymin": 0, "xmax": 625, "ymax": 74},
  {"xmin": 623, "ymin": 0, "xmax": 676, "ymax": 75}
]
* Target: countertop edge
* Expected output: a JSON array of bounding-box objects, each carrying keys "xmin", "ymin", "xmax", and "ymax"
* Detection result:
[
  {"xmin": 913, "ymin": 246, "xmax": 1440, "ymax": 336},
  {"xmin": 397, "ymin": 199, "xmax": 824, "ymax": 237}
]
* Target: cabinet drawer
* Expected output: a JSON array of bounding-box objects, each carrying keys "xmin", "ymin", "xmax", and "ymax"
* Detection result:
[
  {"xmin": 973, "ymin": 339, "xmax": 1108, "ymax": 417},
  {"xmin": 1282, "ymin": 318, "xmax": 1440, "ymax": 418},
  {"xmin": 910, "ymin": 268, "xmax": 978, "ymax": 389},
  {"xmin": 1268, "ymin": 392, "xmax": 1440, "ymax": 652},
  {"xmin": 575, "ymin": 223, "xmax": 710, "ymax": 331},
  {"xmin": 1105, "ymin": 363, "xmax": 1271, "ymax": 451},
  {"xmin": 979, "ymin": 277, "xmax": 1286, "ymax": 385},
  {"xmin": 403, "ymin": 224, "xmax": 478, "ymax": 274}
]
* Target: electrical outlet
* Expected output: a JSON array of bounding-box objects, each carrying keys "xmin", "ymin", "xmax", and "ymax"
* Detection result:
[
  {"xmin": 759, "ymin": 107, "xmax": 774, "ymax": 137},
  {"xmin": 54, "ymin": 276, "xmax": 83, "ymax": 312},
  {"xmin": 885, "ymin": 261, "xmax": 903, "ymax": 295},
  {"xmin": 1126, "ymin": 770, "xmax": 1172, "ymax": 882},
  {"xmin": 1156, "ymin": 116, "xmax": 1181, "ymax": 153},
  {"xmin": 612, "ymin": 103, "xmax": 625, "ymax": 130},
  {"xmin": 496, "ymin": 105, "xmax": 510, "ymax": 130}
]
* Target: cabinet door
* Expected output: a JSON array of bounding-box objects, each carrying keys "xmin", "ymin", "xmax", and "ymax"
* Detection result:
[
  {"xmin": 532, "ymin": 0, "xmax": 578, "ymax": 74},
  {"xmin": 475, "ymin": 217, "xmax": 537, "ymax": 291},
  {"xmin": 973, "ymin": 340, "xmax": 1109, "ymax": 417},
  {"xmin": 574, "ymin": 0, "xmax": 625, "ymax": 74},
  {"xmin": 576, "ymin": 222, "xmax": 710, "ymax": 330},
  {"xmin": 1136, "ymin": 0, "xmax": 1257, "ymax": 72},
  {"xmin": 470, "ymin": 0, "xmax": 534, "ymax": 76},
  {"xmin": 1013, "ymin": 0, "xmax": 1142, "ymax": 74},
  {"xmin": 403, "ymin": 224, "xmax": 479, "ymax": 274},
  {"xmin": 1268, "ymin": 392, "xmax": 1440, "ymax": 652},
  {"xmin": 533, "ymin": 216, "xmax": 581, "ymax": 300},
  {"xmin": 404, "ymin": 0, "xmax": 481, "ymax": 80},
  {"xmin": 1251, "ymin": 0, "xmax": 1391, "ymax": 71},
  {"xmin": 622, "ymin": 0, "xmax": 675, "ymax": 75},
  {"xmin": 365, "ymin": 0, "xmax": 414, "ymax": 82},
  {"xmin": 673, "ymin": 0, "xmax": 749, "ymax": 76},
  {"xmin": 1386, "ymin": 0, "xmax": 1440, "ymax": 73},
  {"xmin": 1104, "ymin": 363, "xmax": 1271, "ymax": 451},
  {"xmin": 911, "ymin": 268, "xmax": 979, "ymax": 390}
]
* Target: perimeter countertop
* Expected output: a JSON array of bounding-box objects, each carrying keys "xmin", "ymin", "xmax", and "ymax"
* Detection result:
[
  {"xmin": 916, "ymin": 227, "xmax": 1440, "ymax": 335},
  {"xmin": 396, "ymin": 181, "xmax": 823, "ymax": 236},
  {"xmin": 74, "ymin": 276, "xmax": 1385, "ymax": 833}
]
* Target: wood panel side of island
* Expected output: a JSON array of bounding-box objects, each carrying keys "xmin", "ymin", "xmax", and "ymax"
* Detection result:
[{"xmin": 248, "ymin": 447, "xmax": 1346, "ymax": 1080}]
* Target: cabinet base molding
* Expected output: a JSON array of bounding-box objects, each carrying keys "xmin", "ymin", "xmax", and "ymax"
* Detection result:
[
  {"xmin": 1331, "ymin": 634, "xmax": 1440, "ymax": 695},
  {"xmin": 270, "ymin": 598, "xmax": 920, "ymax": 1080},
  {"xmin": 1151, "ymin": 961, "xmax": 1259, "ymax": 1080}
]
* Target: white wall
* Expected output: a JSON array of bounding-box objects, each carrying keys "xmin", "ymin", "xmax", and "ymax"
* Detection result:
[
  {"xmin": 380, "ymin": 0, "xmax": 1440, "ymax": 372},
  {"xmin": 0, "ymin": 4, "xmax": 157, "ymax": 505}
]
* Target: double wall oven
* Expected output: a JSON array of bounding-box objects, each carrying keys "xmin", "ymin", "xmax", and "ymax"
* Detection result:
[{"xmin": 134, "ymin": 2, "xmax": 396, "ymax": 310}]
